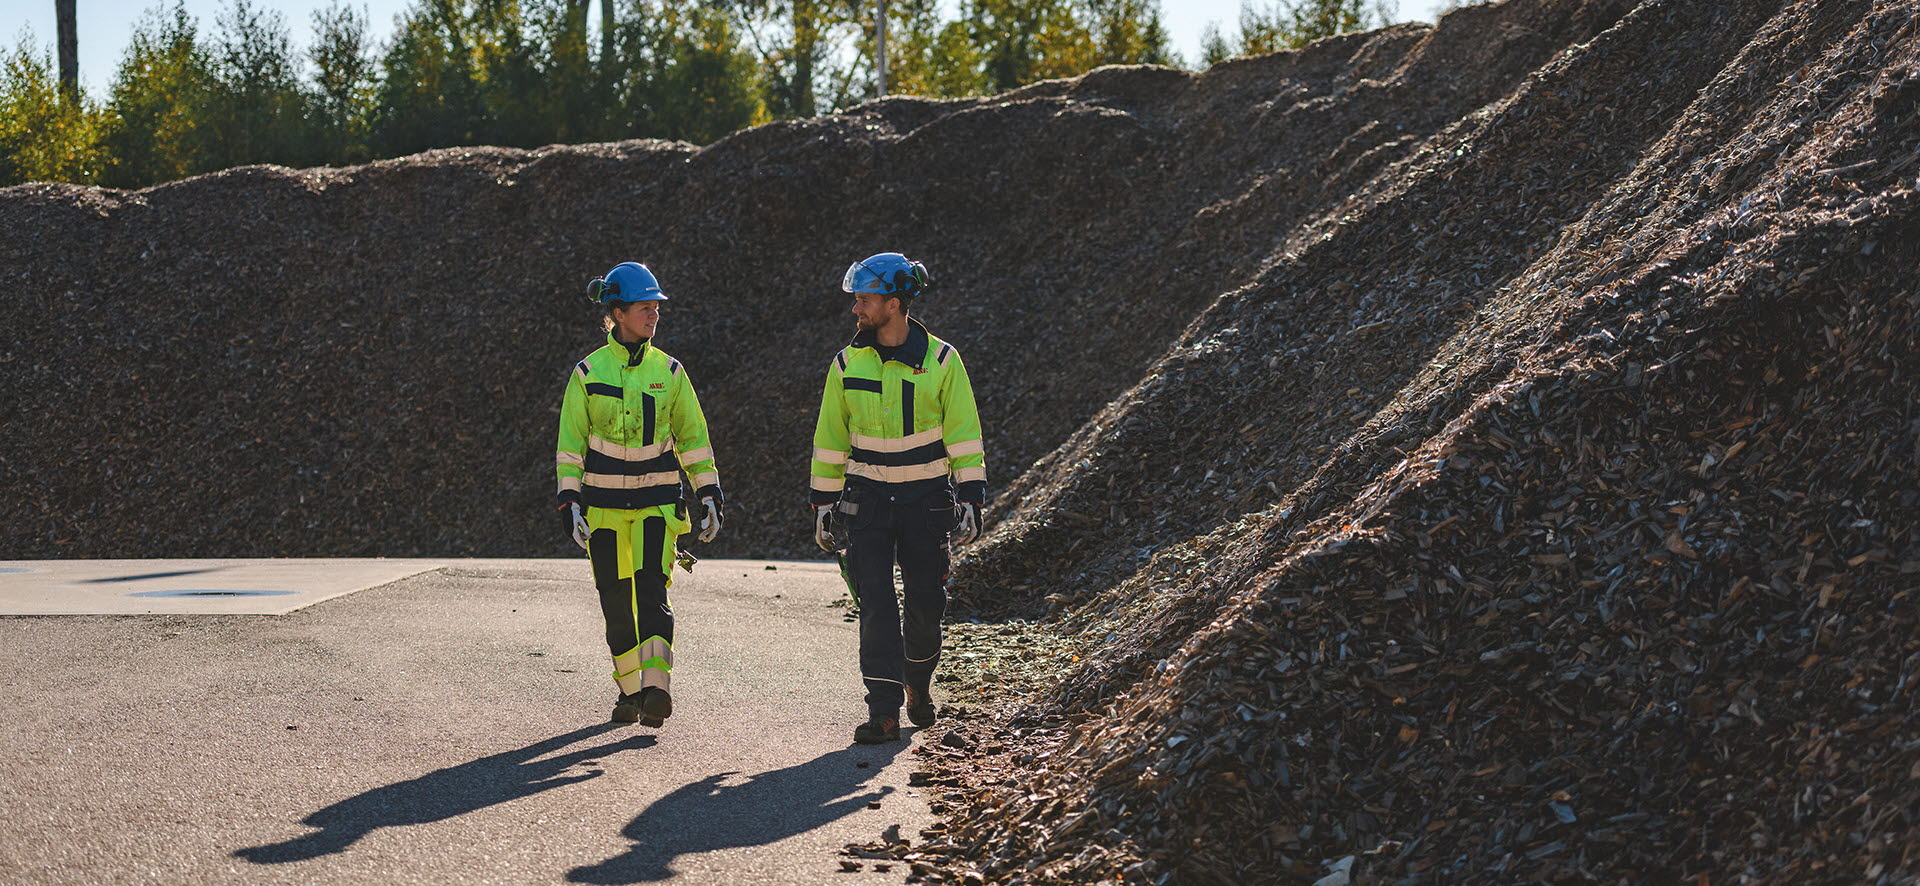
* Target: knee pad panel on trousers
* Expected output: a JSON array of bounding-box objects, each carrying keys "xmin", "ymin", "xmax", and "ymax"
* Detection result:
[
  {"xmin": 642, "ymin": 516, "xmax": 668, "ymax": 580},
  {"xmin": 589, "ymin": 528, "xmax": 623, "ymax": 589}
]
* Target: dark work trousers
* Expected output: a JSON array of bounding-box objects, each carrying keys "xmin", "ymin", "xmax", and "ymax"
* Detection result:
[
  {"xmin": 841, "ymin": 484, "xmax": 954, "ymax": 718},
  {"xmin": 589, "ymin": 515, "xmax": 673, "ymax": 689}
]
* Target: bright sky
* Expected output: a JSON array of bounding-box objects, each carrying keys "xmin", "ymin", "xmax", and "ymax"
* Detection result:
[{"xmin": 8, "ymin": 0, "xmax": 1452, "ymax": 101}]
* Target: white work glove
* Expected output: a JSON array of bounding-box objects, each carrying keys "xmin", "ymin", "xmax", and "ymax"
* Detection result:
[
  {"xmin": 563, "ymin": 502, "xmax": 589, "ymax": 551},
  {"xmin": 698, "ymin": 495, "xmax": 722, "ymax": 543},
  {"xmin": 813, "ymin": 504, "xmax": 840, "ymax": 552},
  {"xmin": 953, "ymin": 502, "xmax": 981, "ymax": 545}
]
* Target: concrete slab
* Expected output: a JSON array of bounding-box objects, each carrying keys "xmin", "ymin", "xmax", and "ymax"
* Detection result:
[{"xmin": 0, "ymin": 558, "xmax": 490, "ymax": 615}]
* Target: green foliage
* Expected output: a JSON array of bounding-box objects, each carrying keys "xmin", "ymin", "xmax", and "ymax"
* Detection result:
[
  {"xmin": 1198, "ymin": 21, "xmax": 1233, "ymax": 67},
  {"xmin": 17, "ymin": 0, "xmax": 1186, "ymax": 187},
  {"xmin": 650, "ymin": 4, "xmax": 765, "ymax": 143},
  {"xmin": 852, "ymin": 0, "xmax": 1175, "ymax": 101},
  {"xmin": 1223, "ymin": 0, "xmax": 1396, "ymax": 60},
  {"xmin": 98, "ymin": 2, "xmax": 218, "ymax": 188},
  {"xmin": 307, "ymin": 2, "xmax": 379, "ymax": 165},
  {"xmin": 0, "ymin": 36, "xmax": 107, "ymax": 186},
  {"xmin": 868, "ymin": 0, "xmax": 988, "ymax": 99},
  {"xmin": 735, "ymin": 0, "xmax": 856, "ymax": 119},
  {"xmin": 372, "ymin": 1, "xmax": 487, "ymax": 156},
  {"xmin": 203, "ymin": 0, "xmax": 312, "ymax": 169}
]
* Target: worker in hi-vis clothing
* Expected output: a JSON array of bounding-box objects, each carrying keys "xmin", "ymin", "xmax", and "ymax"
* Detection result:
[
  {"xmin": 556, "ymin": 261, "xmax": 722, "ymax": 726},
  {"xmin": 809, "ymin": 252, "xmax": 985, "ymax": 744}
]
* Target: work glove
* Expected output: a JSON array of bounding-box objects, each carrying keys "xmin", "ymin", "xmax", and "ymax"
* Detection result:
[
  {"xmin": 698, "ymin": 495, "xmax": 723, "ymax": 543},
  {"xmin": 813, "ymin": 504, "xmax": 841, "ymax": 553},
  {"xmin": 560, "ymin": 502, "xmax": 589, "ymax": 551},
  {"xmin": 952, "ymin": 502, "xmax": 981, "ymax": 546}
]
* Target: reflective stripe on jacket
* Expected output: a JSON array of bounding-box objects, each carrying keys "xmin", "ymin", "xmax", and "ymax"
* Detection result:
[
  {"xmin": 810, "ymin": 318, "xmax": 986, "ymax": 505},
  {"xmin": 557, "ymin": 333, "xmax": 720, "ymax": 511}
]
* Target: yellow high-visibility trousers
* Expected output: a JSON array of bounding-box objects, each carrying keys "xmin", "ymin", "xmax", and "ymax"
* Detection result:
[{"xmin": 587, "ymin": 504, "xmax": 690, "ymax": 694}]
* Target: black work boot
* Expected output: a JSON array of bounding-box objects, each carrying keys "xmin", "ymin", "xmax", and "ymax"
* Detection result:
[
  {"xmin": 906, "ymin": 685, "xmax": 936, "ymax": 728},
  {"xmin": 638, "ymin": 687, "xmax": 672, "ymax": 728},
  {"xmin": 611, "ymin": 692, "xmax": 643, "ymax": 723},
  {"xmin": 853, "ymin": 713, "xmax": 900, "ymax": 744}
]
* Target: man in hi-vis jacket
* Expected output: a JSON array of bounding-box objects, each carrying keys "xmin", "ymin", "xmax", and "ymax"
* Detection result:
[{"xmin": 809, "ymin": 252, "xmax": 985, "ymax": 744}]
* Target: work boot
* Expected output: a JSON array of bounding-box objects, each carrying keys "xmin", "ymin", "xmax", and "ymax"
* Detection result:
[
  {"xmin": 906, "ymin": 685, "xmax": 936, "ymax": 728},
  {"xmin": 638, "ymin": 686, "xmax": 672, "ymax": 728},
  {"xmin": 853, "ymin": 713, "xmax": 900, "ymax": 744},
  {"xmin": 611, "ymin": 692, "xmax": 643, "ymax": 723}
]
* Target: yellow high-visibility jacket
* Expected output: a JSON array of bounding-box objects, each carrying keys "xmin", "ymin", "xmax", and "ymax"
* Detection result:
[
  {"xmin": 810, "ymin": 318, "xmax": 985, "ymax": 505},
  {"xmin": 557, "ymin": 333, "xmax": 720, "ymax": 511}
]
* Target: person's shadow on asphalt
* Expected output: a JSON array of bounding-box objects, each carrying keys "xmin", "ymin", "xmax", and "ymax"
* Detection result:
[
  {"xmin": 566, "ymin": 740, "xmax": 911, "ymax": 884},
  {"xmin": 234, "ymin": 723, "xmax": 655, "ymax": 864}
]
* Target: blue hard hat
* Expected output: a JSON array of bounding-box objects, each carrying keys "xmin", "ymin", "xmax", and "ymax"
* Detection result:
[
  {"xmin": 587, "ymin": 262, "xmax": 668, "ymax": 304},
  {"xmin": 842, "ymin": 253, "xmax": 932, "ymax": 298}
]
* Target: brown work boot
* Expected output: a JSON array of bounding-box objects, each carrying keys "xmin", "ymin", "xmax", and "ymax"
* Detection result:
[
  {"xmin": 611, "ymin": 692, "xmax": 642, "ymax": 723},
  {"xmin": 853, "ymin": 713, "xmax": 900, "ymax": 744},
  {"xmin": 906, "ymin": 685, "xmax": 936, "ymax": 727}
]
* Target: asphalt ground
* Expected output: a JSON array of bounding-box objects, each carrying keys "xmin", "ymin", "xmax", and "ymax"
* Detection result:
[{"xmin": 0, "ymin": 559, "xmax": 935, "ymax": 885}]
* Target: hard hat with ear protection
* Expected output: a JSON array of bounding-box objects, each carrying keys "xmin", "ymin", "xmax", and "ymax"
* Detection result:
[
  {"xmin": 841, "ymin": 253, "xmax": 932, "ymax": 298},
  {"xmin": 587, "ymin": 262, "xmax": 669, "ymax": 304}
]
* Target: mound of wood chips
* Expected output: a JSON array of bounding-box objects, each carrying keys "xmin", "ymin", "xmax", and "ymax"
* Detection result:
[{"xmin": 929, "ymin": 0, "xmax": 1919, "ymax": 882}]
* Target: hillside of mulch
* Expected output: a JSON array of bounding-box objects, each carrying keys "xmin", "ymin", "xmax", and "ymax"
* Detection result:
[
  {"xmin": 0, "ymin": 0, "xmax": 1620, "ymax": 560},
  {"xmin": 930, "ymin": 0, "xmax": 1919, "ymax": 882}
]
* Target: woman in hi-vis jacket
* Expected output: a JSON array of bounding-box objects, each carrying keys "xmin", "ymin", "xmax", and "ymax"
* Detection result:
[{"xmin": 555, "ymin": 262, "xmax": 722, "ymax": 726}]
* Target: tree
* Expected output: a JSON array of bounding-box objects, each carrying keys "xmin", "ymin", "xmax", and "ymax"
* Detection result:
[
  {"xmin": 203, "ymin": 0, "xmax": 311, "ymax": 169},
  {"xmin": 734, "ymin": 0, "xmax": 855, "ymax": 120},
  {"xmin": 649, "ymin": 3, "xmax": 764, "ymax": 142},
  {"xmin": 0, "ymin": 34, "xmax": 106, "ymax": 185},
  {"xmin": 372, "ymin": 0, "xmax": 486, "ymax": 156},
  {"xmin": 1083, "ymin": 0, "xmax": 1176, "ymax": 69},
  {"xmin": 307, "ymin": 2, "xmax": 379, "ymax": 165},
  {"xmin": 1231, "ymin": 0, "xmax": 1395, "ymax": 58},
  {"xmin": 1198, "ymin": 21, "xmax": 1233, "ymax": 67},
  {"xmin": 609, "ymin": 0, "xmax": 763, "ymax": 142},
  {"xmin": 861, "ymin": 0, "xmax": 986, "ymax": 99},
  {"xmin": 98, "ymin": 2, "xmax": 217, "ymax": 187},
  {"xmin": 529, "ymin": 0, "xmax": 604, "ymax": 144},
  {"xmin": 56, "ymin": 0, "xmax": 79, "ymax": 104}
]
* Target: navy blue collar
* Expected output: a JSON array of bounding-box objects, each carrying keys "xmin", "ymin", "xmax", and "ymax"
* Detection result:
[
  {"xmin": 850, "ymin": 318, "xmax": 929, "ymax": 370},
  {"xmin": 609, "ymin": 332, "xmax": 651, "ymax": 366}
]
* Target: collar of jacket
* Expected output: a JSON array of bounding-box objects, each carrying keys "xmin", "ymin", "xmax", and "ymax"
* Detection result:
[
  {"xmin": 849, "ymin": 317, "xmax": 930, "ymax": 370},
  {"xmin": 607, "ymin": 331, "xmax": 652, "ymax": 367}
]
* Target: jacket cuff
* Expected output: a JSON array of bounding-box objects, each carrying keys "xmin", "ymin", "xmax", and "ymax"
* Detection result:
[
  {"xmin": 696, "ymin": 484, "xmax": 723, "ymax": 505},
  {"xmin": 956, "ymin": 480, "xmax": 987, "ymax": 505},
  {"xmin": 809, "ymin": 489, "xmax": 842, "ymax": 507},
  {"xmin": 556, "ymin": 490, "xmax": 581, "ymax": 508}
]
